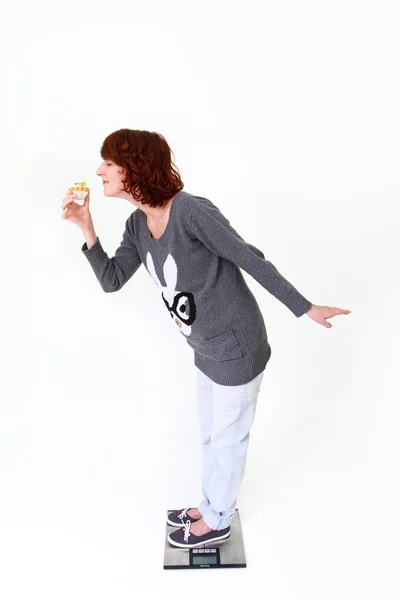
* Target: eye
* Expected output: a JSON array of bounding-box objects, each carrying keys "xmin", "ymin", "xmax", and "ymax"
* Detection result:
[{"xmin": 106, "ymin": 163, "xmax": 112, "ymax": 166}]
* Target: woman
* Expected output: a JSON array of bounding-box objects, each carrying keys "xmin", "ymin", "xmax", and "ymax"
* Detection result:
[{"xmin": 61, "ymin": 128, "xmax": 351, "ymax": 549}]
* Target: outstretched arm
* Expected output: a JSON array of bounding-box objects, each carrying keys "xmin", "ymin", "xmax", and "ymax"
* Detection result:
[
  {"xmin": 189, "ymin": 198, "xmax": 312, "ymax": 317},
  {"xmin": 189, "ymin": 199, "xmax": 351, "ymax": 327}
]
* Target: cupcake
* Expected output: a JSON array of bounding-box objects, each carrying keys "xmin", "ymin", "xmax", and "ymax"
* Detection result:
[{"xmin": 68, "ymin": 181, "xmax": 90, "ymax": 205}]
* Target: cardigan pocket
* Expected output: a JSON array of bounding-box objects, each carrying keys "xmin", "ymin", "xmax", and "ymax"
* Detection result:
[{"xmin": 201, "ymin": 329, "xmax": 243, "ymax": 362}]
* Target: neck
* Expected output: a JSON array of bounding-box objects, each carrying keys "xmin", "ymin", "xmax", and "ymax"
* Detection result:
[{"xmin": 138, "ymin": 196, "xmax": 174, "ymax": 220}]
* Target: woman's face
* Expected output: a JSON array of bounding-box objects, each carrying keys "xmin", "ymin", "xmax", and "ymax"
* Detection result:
[{"xmin": 96, "ymin": 160, "xmax": 127, "ymax": 197}]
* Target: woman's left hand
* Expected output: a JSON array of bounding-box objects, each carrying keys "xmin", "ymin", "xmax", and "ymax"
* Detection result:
[{"xmin": 306, "ymin": 304, "xmax": 351, "ymax": 328}]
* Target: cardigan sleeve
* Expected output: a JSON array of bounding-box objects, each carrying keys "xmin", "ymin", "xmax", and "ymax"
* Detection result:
[
  {"xmin": 81, "ymin": 214, "xmax": 142, "ymax": 292},
  {"xmin": 189, "ymin": 199, "xmax": 312, "ymax": 317}
]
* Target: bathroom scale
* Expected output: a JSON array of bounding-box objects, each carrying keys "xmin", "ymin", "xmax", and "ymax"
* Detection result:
[{"xmin": 163, "ymin": 508, "xmax": 246, "ymax": 569}]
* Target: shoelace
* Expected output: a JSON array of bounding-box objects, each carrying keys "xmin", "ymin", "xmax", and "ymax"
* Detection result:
[
  {"xmin": 177, "ymin": 507, "xmax": 190, "ymax": 522},
  {"xmin": 183, "ymin": 520, "xmax": 191, "ymax": 543}
]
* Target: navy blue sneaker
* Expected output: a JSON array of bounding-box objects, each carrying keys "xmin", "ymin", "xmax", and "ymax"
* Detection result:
[
  {"xmin": 167, "ymin": 508, "xmax": 202, "ymax": 527},
  {"xmin": 168, "ymin": 520, "xmax": 231, "ymax": 548}
]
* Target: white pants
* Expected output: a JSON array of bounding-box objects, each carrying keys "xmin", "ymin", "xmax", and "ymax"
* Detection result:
[{"xmin": 195, "ymin": 366, "xmax": 265, "ymax": 530}]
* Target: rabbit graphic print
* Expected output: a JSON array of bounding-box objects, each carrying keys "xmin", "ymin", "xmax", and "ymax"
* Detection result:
[{"xmin": 146, "ymin": 251, "xmax": 197, "ymax": 335}]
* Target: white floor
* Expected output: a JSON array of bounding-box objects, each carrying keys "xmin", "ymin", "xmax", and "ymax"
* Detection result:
[{"xmin": 1, "ymin": 361, "xmax": 398, "ymax": 600}]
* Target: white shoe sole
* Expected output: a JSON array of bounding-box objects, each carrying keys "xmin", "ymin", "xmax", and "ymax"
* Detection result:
[{"xmin": 167, "ymin": 529, "xmax": 231, "ymax": 548}]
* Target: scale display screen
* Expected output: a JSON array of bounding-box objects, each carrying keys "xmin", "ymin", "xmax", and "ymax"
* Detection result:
[
  {"xmin": 192, "ymin": 554, "xmax": 218, "ymax": 565},
  {"xmin": 190, "ymin": 548, "xmax": 220, "ymax": 567}
]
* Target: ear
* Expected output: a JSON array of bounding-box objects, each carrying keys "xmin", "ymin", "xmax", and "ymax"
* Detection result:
[
  {"xmin": 163, "ymin": 254, "xmax": 178, "ymax": 292},
  {"xmin": 146, "ymin": 252, "xmax": 162, "ymax": 288}
]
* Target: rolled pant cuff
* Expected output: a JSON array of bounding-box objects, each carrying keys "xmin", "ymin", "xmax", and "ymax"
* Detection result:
[{"xmin": 198, "ymin": 500, "xmax": 234, "ymax": 530}]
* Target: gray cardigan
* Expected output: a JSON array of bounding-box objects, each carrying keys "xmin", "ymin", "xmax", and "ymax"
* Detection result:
[{"xmin": 81, "ymin": 190, "xmax": 312, "ymax": 385}]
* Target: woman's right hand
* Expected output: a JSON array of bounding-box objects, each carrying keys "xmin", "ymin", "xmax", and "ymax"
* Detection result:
[{"xmin": 61, "ymin": 190, "xmax": 93, "ymax": 231}]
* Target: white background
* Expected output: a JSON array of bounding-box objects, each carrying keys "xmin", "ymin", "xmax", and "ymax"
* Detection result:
[{"xmin": 2, "ymin": 0, "xmax": 399, "ymax": 598}]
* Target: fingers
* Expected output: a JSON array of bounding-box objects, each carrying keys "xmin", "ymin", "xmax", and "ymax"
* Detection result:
[
  {"xmin": 323, "ymin": 306, "xmax": 351, "ymax": 328},
  {"xmin": 328, "ymin": 307, "xmax": 351, "ymax": 316},
  {"xmin": 61, "ymin": 191, "xmax": 77, "ymax": 209},
  {"xmin": 61, "ymin": 206, "xmax": 70, "ymax": 219},
  {"xmin": 61, "ymin": 191, "xmax": 76, "ymax": 218},
  {"xmin": 321, "ymin": 317, "xmax": 332, "ymax": 328},
  {"xmin": 61, "ymin": 198, "xmax": 74, "ymax": 209}
]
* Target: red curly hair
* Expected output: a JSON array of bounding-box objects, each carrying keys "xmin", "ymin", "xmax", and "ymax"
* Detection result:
[{"xmin": 100, "ymin": 129, "xmax": 184, "ymax": 208}]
